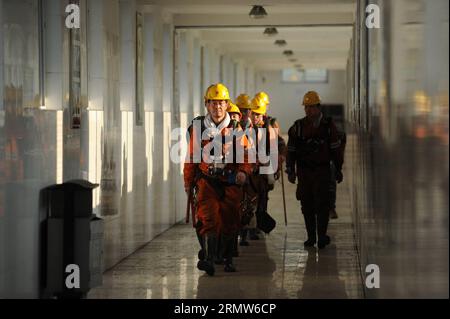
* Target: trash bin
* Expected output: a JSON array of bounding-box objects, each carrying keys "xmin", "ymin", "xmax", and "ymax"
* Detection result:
[{"xmin": 39, "ymin": 180, "xmax": 103, "ymax": 299}]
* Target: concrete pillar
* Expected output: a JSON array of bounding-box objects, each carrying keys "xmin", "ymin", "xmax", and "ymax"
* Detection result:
[
  {"xmin": 162, "ymin": 22, "xmax": 173, "ymax": 112},
  {"xmin": 44, "ymin": 0, "xmax": 67, "ymax": 110},
  {"xmin": 119, "ymin": 0, "xmax": 136, "ymax": 112},
  {"xmin": 192, "ymin": 37, "xmax": 201, "ymax": 117},
  {"xmin": 178, "ymin": 31, "xmax": 188, "ymax": 113},
  {"xmin": 143, "ymin": 13, "xmax": 155, "ymax": 111},
  {"xmin": 0, "ymin": 0, "xmax": 4, "ymax": 120},
  {"xmin": 87, "ymin": 0, "xmax": 104, "ymax": 111}
]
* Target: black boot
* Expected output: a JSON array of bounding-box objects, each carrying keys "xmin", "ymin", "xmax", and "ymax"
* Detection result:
[
  {"xmin": 214, "ymin": 235, "xmax": 224, "ymax": 264},
  {"xmin": 232, "ymin": 234, "xmax": 239, "ymax": 257},
  {"xmin": 196, "ymin": 230, "xmax": 205, "ymax": 260},
  {"xmin": 239, "ymin": 229, "xmax": 249, "ymax": 246},
  {"xmin": 222, "ymin": 235, "xmax": 237, "ymax": 272},
  {"xmin": 317, "ymin": 209, "xmax": 331, "ymax": 249},
  {"xmin": 303, "ymin": 213, "xmax": 317, "ymax": 247},
  {"xmin": 318, "ymin": 235, "xmax": 331, "ymax": 249},
  {"xmin": 249, "ymin": 228, "xmax": 260, "ymax": 240},
  {"xmin": 197, "ymin": 234, "xmax": 216, "ymax": 276}
]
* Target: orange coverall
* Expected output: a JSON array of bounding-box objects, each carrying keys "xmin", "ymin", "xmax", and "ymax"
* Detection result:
[{"xmin": 184, "ymin": 123, "xmax": 253, "ymax": 236}]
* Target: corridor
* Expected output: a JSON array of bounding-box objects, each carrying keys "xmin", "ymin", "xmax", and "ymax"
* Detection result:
[
  {"xmin": 0, "ymin": 0, "xmax": 448, "ymax": 300},
  {"xmin": 88, "ymin": 134, "xmax": 363, "ymax": 299}
]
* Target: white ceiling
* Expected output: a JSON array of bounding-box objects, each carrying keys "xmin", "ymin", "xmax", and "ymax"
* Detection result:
[{"xmin": 139, "ymin": 0, "xmax": 356, "ymax": 71}]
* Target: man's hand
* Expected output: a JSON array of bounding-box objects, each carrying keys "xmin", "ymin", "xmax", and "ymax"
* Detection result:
[
  {"xmin": 274, "ymin": 171, "xmax": 280, "ymax": 180},
  {"xmin": 184, "ymin": 185, "xmax": 191, "ymax": 194},
  {"xmin": 288, "ymin": 174, "xmax": 296, "ymax": 184},
  {"xmin": 336, "ymin": 171, "xmax": 343, "ymax": 184},
  {"xmin": 235, "ymin": 172, "xmax": 247, "ymax": 185}
]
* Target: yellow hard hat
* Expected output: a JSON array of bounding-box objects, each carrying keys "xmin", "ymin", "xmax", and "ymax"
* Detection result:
[
  {"xmin": 302, "ymin": 91, "xmax": 321, "ymax": 106},
  {"xmin": 235, "ymin": 94, "xmax": 252, "ymax": 109},
  {"xmin": 255, "ymin": 92, "xmax": 270, "ymax": 105},
  {"xmin": 227, "ymin": 102, "xmax": 242, "ymax": 116},
  {"xmin": 251, "ymin": 97, "xmax": 267, "ymax": 115},
  {"xmin": 204, "ymin": 83, "xmax": 230, "ymax": 101}
]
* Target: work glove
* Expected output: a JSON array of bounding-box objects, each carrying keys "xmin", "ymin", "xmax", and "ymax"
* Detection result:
[
  {"xmin": 288, "ymin": 174, "xmax": 296, "ymax": 184},
  {"xmin": 336, "ymin": 171, "xmax": 343, "ymax": 184},
  {"xmin": 235, "ymin": 172, "xmax": 247, "ymax": 185},
  {"xmin": 285, "ymin": 167, "xmax": 296, "ymax": 184},
  {"xmin": 273, "ymin": 171, "xmax": 279, "ymax": 181}
]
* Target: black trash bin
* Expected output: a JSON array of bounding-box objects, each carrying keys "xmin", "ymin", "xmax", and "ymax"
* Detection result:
[{"xmin": 40, "ymin": 180, "xmax": 103, "ymax": 299}]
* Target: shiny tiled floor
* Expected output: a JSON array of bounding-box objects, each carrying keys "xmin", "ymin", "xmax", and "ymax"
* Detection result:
[{"xmin": 88, "ymin": 158, "xmax": 364, "ymax": 299}]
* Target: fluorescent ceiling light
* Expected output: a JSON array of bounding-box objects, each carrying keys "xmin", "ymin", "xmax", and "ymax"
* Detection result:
[
  {"xmin": 274, "ymin": 39, "xmax": 287, "ymax": 46},
  {"xmin": 263, "ymin": 27, "xmax": 278, "ymax": 36},
  {"xmin": 249, "ymin": 5, "xmax": 268, "ymax": 19}
]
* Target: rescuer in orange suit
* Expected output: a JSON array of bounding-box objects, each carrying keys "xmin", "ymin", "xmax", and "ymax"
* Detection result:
[
  {"xmin": 254, "ymin": 91, "xmax": 288, "ymax": 174},
  {"xmin": 250, "ymin": 94, "xmax": 287, "ymax": 237},
  {"xmin": 226, "ymin": 102, "xmax": 249, "ymax": 254},
  {"xmin": 286, "ymin": 91, "xmax": 344, "ymax": 249},
  {"xmin": 184, "ymin": 83, "xmax": 253, "ymax": 276},
  {"xmin": 235, "ymin": 93, "xmax": 253, "ymax": 130},
  {"xmin": 232, "ymin": 95, "xmax": 259, "ymax": 246}
]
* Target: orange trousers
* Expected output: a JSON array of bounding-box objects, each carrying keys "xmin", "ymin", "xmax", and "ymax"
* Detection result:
[{"xmin": 195, "ymin": 178, "xmax": 242, "ymax": 236}]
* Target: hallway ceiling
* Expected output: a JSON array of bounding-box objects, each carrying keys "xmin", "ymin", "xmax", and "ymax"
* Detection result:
[{"xmin": 140, "ymin": 0, "xmax": 356, "ymax": 70}]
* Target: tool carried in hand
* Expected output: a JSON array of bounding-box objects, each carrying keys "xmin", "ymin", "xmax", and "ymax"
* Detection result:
[
  {"xmin": 186, "ymin": 187, "xmax": 196, "ymax": 227},
  {"xmin": 280, "ymin": 162, "xmax": 288, "ymax": 226}
]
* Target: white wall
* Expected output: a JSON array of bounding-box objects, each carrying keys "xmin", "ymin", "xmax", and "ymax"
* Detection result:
[{"xmin": 255, "ymin": 70, "xmax": 346, "ymax": 133}]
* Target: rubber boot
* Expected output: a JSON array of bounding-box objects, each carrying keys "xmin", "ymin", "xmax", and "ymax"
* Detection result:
[
  {"xmin": 239, "ymin": 229, "xmax": 249, "ymax": 246},
  {"xmin": 222, "ymin": 235, "xmax": 237, "ymax": 272},
  {"xmin": 303, "ymin": 213, "xmax": 317, "ymax": 247},
  {"xmin": 232, "ymin": 233, "xmax": 239, "ymax": 257},
  {"xmin": 317, "ymin": 209, "xmax": 331, "ymax": 249},
  {"xmin": 329, "ymin": 209, "xmax": 338, "ymax": 219},
  {"xmin": 197, "ymin": 234, "xmax": 216, "ymax": 276},
  {"xmin": 249, "ymin": 228, "xmax": 260, "ymax": 240},
  {"xmin": 196, "ymin": 230, "xmax": 205, "ymax": 260},
  {"xmin": 214, "ymin": 235, "xmax": 224, "ymax": 265},
  {"xmin": 318, "ymin": 235, "xmax": 331, "ymax": 249}
]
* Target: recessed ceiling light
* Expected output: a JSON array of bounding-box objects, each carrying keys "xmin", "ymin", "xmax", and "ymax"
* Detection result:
[
  {"xmin": 249, "ymin": 5, "xmax": 268, "ymax": 19},
  {"xmin": 283, "ymin": 50, "xmax": 294, "ymax": 56},
  {"xmin": 294, "ymin": 64, "xmax": 303, "ymax": 68},
  {"xmin": 289, "ymin": 58, "xmax": 298, "ymax": 63},
  {"xmin": 274, "ymin": 39, "xmax": 287, "ymax": 46},
  {"xmin": 263, "ymin": 27, "xmax": 278, "ymax": 36}
]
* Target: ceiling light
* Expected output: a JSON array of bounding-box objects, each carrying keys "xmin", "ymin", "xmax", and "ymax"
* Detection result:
[
  {"xmin": 294, "ymin": 64, "xmax": 303, "ymax": 69},
  {"xmin": 274, "ymin": 39, "xmax": 287, "ymax": 46},
  {"xmin": 289, "ymin": 58, "xmax": 298, "ymax": 63},
  {"xmin": 263, "ymin": 27, "xmax": 278, "ymax": 36},
  {"xmin": 249, "ymin": 5, "xmax": 268, "ymax": 19},
  {"xmin": 283, "ymin": 50, "xmax": 294, "ymax": 56}
]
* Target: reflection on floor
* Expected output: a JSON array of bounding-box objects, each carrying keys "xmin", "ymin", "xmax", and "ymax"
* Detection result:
[{"xmin": 88, "ymin": 153, "xmax": 364, "ymax": 299}]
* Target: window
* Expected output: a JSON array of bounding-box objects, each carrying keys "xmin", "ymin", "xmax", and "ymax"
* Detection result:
[{"xmin": 282, "ymin": 68, "xmax": 328, "ymax": 83}]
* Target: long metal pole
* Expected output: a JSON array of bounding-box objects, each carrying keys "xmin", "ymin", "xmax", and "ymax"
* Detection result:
[{"xmin": 280, "ymin": 162, "xmax": 288, "ymax": 226}]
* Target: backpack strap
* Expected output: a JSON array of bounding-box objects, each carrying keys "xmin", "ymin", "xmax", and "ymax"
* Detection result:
[
  {"xmin": 186, "ymin": 115, "xmax": 206, "ymax": 150},
  {"xmin": 268, "ymin": 116, "xmax": 277, "ymax": 127},
  {"xmin": 323, "ymin": 116, "xmax": 333, "ymax": 143},
  {"xmin": 295, "ymin": 119, "xmax": 304, "ymax": 140},
  {"xmin": 265, "ymin": 117, "xmax": 271, "ymax": 156}
]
